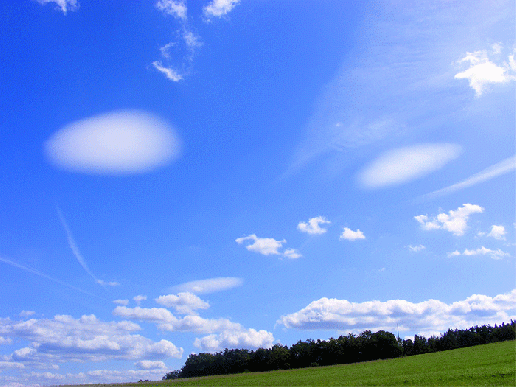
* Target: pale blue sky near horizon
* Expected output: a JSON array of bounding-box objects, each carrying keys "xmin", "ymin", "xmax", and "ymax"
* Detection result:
[{"xmin": 0, "ymin": 0, "xmax": 515, "ymax": 385}]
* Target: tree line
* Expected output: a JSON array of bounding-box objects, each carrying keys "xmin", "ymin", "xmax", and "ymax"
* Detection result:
[{"xmin": 163, "ymin": 320, "xmax": 515, "ymax": 380}]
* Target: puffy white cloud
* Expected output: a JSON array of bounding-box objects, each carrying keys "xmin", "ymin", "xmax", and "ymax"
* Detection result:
[
  {"xmin": 423, "ymin": 156, "xmax": 516, "ymax": 199},
  {"xmin": 236, "ymin": 234, "xmax": 301, "ymax": 258},
  {"xmin": 236, "ymin": 234, "xmax": 286, "ymax": 255},
  {"xmin": 278, "ymin": 289, "xmax": 516, "ymax": 337},
  {"xmin": 415, "ymin": 204, "xmax": 484, "ymax": 236},
  {"xmin": 172, "ymin": 277, "xmax": 243, "ymax": 294},
  {"xmin": 298, "ymin": 216, "xmax": 331, "ymax": 235},
  {"xmin": 155, "ymin": 292, "xmax": 210, "ymax": 315},
  {"xmin": 113, "ymin": 306, "xmax": 176, "ymax": 324},
  {"xmin": 454, "ymin": 44, "xmax": 516, "ymax": 96},
  {"xmin": 339, "ymin": 227, "xmax": 365, "ymax": 241},
  {"xmin": 487, "ymin": 225, "xmax": 506, "ymax": 240},
  {"xmin": 194, "ymin": 328, "xmax": 274, "ymax": 352},
  {"xmin": 359, "ymin": 144, "xmax": 462, "ymax": 188},
  {"xmin": 408, "ymin": 245, "xmax": 426, "ymax": 252},
  {"xmin": 448, "ymin": 246, "xmax": 510, "ymax": 260},
  {"xmin": 155, "ymin": 0, "xmax": 187, "ymax": 20},
  {"xmin": 35, "ymin": 0, "xmax": 78, "ymax": 15},
  {"xmin": 134, "ymin": 360, "xmax": 166, "ymax": 370},
  {"xmin": 45, "ymin": 111, "xmax": 181, "ymax": 174},
  {"xmin": 283, "ymin": 248, "xmax": 302, "ymax": 259},
  {"xmin": 0, "ymin": 314, "xmax": 182, "ymax": 369},
  {"xmin": 203, "ymin": 0, "xmax": 240, "ymax": 18}
]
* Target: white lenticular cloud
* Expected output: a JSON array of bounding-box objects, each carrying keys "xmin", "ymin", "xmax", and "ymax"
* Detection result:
[
  {"xmin": 454, "ymin": 44, "xmax": 516, "ymax": 96},
  {"xmin": 45, "ymin": 110, "xmax": 181, "ymax": 174},
  {"xmin": 36, "ymin": 0, "xmax": 79, "ymax": 15},
  {"xmin": 339, "ymin": 227, "xmax": 365, "ymax": 241},
  {"xmin": 236, "ymin": 234, "xmax": 286, "ymax": 256},
  {"xmin": 203, "ymin": 0, "xmax": 240, "ymax": 18},
  {"xmin": 277, "ymin": 289, "xmax": 516, "ymax": 337},
  {"xmin": 298, "ymin": 216, "xmax": 331, "ymax": 235},
  {"xmin": 172, "ymin": 277, "xmax": 243, "ymax": 295},
  {"xmin": 415, "ymin": 203, "xmax": 484, "ymax": 236},
  {"xmin": 359, "ymin": 144, "xmax": 462, "ymax": 188}
]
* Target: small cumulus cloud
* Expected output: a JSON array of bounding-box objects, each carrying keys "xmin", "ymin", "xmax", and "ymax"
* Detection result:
[
  {"xmin": 487, "ymin": 225, "xmax": 506, "ymax": 240},
  {"xmin": 203, "ymin": 0, "xmax": 240, "ymax": 19},
  {"xmin": 297, "ymin": 216, "xmax": 331, "ymax": 235},
  {"xmin": 339, "ymin": 227, "xmax": 365, "ymax": 241},
  {"xmin": 155, "ymin": 0, "xmax": 187, "ymax": 20},
  {"xmin": 415, "ymin": 203, "xmax": 484, "ymax": 236},
  {"xmin": 194, "ymin": 328, "xmax": 274, "ymax": 352},
  {"xmin": 113, "ymin": 300, "xmax": 129, "ymax": 306},
  {"xmin": 172, "ymin": 277, "xmax": 243, "ymax": 295},
  {"xmin": 35, "ymin": 0, "xmax": 79, "ymax": 15},
  {"xmin": 45, "ymin": 111, "xmax": 181, "ymax": 174},
  {"xmin": 155, "ymin": 292, "xmax": 210, "ymax": 315},
  {"xmin": 236, "ymin": 235, "xmax": 286, "ymax": 256},
  {"xmin": 359, "ymin": 144, "xmax": 462, "ymax": 189},
  {"xmin": 454, "ymin": 43, "xmax": 516, "ymax": 96},
  {"xmin": 236, "ymin": 235, "xmax": 301, "ymax": 258},
  {"xmin": 19, "ymin": 311, "xmax": 36, "ymax": 317},
  {"xmin": 96, "ymin": 280, "xmax": 120, "ymax": 287},
  {"xmin": 135, "ymin": 360, "xmax": 166, "ymax": 370},
  {"xmin": 448, "ymin": 246, "xmax": 510, "ymax": 260},
  {"xmin": 408, "ymin": 245, "xmax": 426, "ymax": 252},
  {"xmin": 283, "ymin": 248, "xmax": 302, "ymax": 259}
]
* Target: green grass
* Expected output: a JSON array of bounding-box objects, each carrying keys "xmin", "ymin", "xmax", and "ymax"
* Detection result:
[{"xmin": 62, "ymin": 340, "xmax": 515, "ymax": 386}]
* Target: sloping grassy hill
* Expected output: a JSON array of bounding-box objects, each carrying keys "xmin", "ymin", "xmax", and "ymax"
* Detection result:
[{"xmin": 63, "ymin": 340, "xmax": 515, "ymax": 386}]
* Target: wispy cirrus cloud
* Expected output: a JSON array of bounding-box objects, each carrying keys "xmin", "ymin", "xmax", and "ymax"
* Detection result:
[
  {"xmin": 415, "ymin": 204, "xmax": 484, "ymax": 236},
  {"xmin": 358, "ymin": 144, "xmax": 462, "ymax": 189},
  {"xmin": 171, "ymin": 277, "xmax": 243, "ymax": 295},
  {"xmin": 297, "ymin": 216, "xmax": 331, "ymax": 235},
  {"xmin": 278, "ymin": 289, "xmax": 516, "ymax": 337},
  {"xmin": 422, "ymin": 155, "xmax": 516, "ymax": 200},
  {"xmin": 35, "ymin": 0, "xmax": 79, "ymax": 15},
  {"xmin": 45, "ymin": 110, "xmax": 181, "ymax": 174},
  {"xmin": 0, "ymin": 255, "xmax": 100, "ymax": 299},
  {"xmin": 236, "ymin": 234, "xmax": 301, "ymax": 258}
]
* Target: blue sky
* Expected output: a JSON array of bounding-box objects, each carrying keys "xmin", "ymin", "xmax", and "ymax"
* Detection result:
[{"xmin": 0, "ymin": 0, "xmax": 515, "ymax": 385}]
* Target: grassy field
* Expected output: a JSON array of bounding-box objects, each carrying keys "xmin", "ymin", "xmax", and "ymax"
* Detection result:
[{"xmin": 62, "ymin": 340, "xmax": 515, "ymax": 386}]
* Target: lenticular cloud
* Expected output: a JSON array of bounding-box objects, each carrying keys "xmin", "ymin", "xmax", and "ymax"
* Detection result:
[{"xmin": 45, "ymin": 110, "xmax": 181, "ymax": 174}]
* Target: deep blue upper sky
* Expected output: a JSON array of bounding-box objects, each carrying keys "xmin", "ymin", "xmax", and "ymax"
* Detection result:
[{"xmin": 0, "ymin": 0, "xmax": 515, "ymax": 385}]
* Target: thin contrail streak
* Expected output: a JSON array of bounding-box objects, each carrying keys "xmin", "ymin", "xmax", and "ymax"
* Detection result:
[
  {"xmin": 56, "ymin": 206, "xmax": 104, "ymax": 287},
  {"xmin": 419, "ymin": 155, "xmax": 516, "ymax": 201},
  {"xmin": 0, "ymin": 255, "xmax": 104, "ymax": 299}
]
